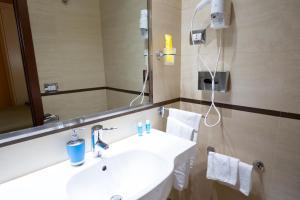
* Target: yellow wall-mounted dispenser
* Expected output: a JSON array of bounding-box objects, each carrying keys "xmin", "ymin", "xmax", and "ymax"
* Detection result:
[{"xmin": 163, "ymin": 34, "xmax": 176, "ymax": 65}]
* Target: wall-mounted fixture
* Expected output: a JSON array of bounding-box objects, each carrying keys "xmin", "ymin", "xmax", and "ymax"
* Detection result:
[
  {"xmin": 190, "ymin": 0, "xmax": 232, "ymax": 127},
  {"xmin": 140, "ymin": 9, "xmax": 148, "ymax": 39},
  {"xmin": 198, "ymin": 71, "xmax": 230, "ymax": 92},
  {"xmin": 129, "ymin": 9, "xmax": 149, "ymax": 107},
  {"xmin": 156, "ymin": 34, "xmax": 176, "ymax": 66},
  {"xmin": 44, "ymin": 83, "xmax": 59, "ymax": 93},
  {"xmin": 190, "ymin": 29, "xmax": 206, "ymax": 44},
  {"xmin": 43, "ymin": 113, "xmax": 59, "ymax": 124}
]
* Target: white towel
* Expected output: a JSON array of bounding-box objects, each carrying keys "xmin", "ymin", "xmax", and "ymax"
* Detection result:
[
  {"xmin": 139, "ymin": 9, "xmax": 148, "ymax": 29},
  {"xmin": 166, "ymin": 117, "xmax": 194, "ymax": 140},
  {"xmin": 168, "ymin": 108, "xmax": 201, "ymax": 169},
  {"xmin": 169, "ymin": 108, "xmax": 202, "ymax": 132},
  {"xmin": 206, "ymin": 152, "xmax": 239, "ymax": 186},
  {"xmin": 237, "ymin": 162, "xmax": 253, "ymax": 196},
  {"xmin": 173, "ymin": 163, "xmax": 191, "ymax": 191},
  {"xmin": 166, "ymin": 117, "xmax": 194, "ymax": 191}
]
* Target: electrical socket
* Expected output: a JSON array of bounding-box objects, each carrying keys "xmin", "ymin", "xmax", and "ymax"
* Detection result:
[{"xmin": 190, "ymin": 29, "xmax": 206, "ymax": 45}]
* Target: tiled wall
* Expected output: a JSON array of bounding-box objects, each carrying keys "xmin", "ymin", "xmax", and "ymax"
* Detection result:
[
  {"xmin": 100, "ymin": 0, "xmax": 147, "ymax": 92},
  {"xmin": 27, "ymin": 0, "xmax": 182, "ymax": 116},
  {"xmin": 27, "ymin": 0, "xmax": 158, "ymax": 117},
  {"xmin": 27, "ymin": 0, "xmax": 108, "ymax": 117},
  {"xmin": 181, "ymin": 0, "xmax": 300, "ymax": 113},
  {"xmin": 178, "ymin": 0, "xmax": 300, "ymax": 200},
  {"xmin": 42, "ymin": 90, "xmax": 108, "ymax": 121},
  {"xmin": 27, "ymin": 0, "xmax": 107, "ymax": 92},
  {"xmin": 151, "ymin": 0, "xmax": 181, "ymax": 103},
  {"xmin": 99, "ymin": 0, "xmax": 150, "ymax": 107},
  {"xmin": 169, "ymin": 102, "xmax": 300, "ymax": 200},
  {"xmin": 106, "ymin": 90, "xmax": 149, "ymax": 110}
]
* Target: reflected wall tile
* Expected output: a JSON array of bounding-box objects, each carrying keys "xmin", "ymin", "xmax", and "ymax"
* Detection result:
[
  {"xmin": 28, "ymin": 0, "xmax": 106, "ymax": 92},
  {"xmin": 152, "ymin": 0, "xmax": 181, "ymax": 103},
  {"xmin": 42, "ymin": 90, "xmax": 108, "ymax": 120}
]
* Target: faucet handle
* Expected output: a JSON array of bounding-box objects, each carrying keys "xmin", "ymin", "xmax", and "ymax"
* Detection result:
[
  {"xmin": 102, "ymin": 127, "xmax": 117, "ymax": 131},
  {"xmin": 91, "ymin": 125, "xmax": 117, "ymax": 132},
  {"xmin": 91, "ymin": 125, "xmax": 103, "ymax": 132}
]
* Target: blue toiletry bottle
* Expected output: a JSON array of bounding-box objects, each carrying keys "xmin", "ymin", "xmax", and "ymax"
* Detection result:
[
  {"xmin": 137, "ymin": 122, "xmax": 143, "ymax": 136},
  {"xmin": 145, "ymin": 120, "xmax": 151, "ymax": 134},
  {"xmin": 66, "ymin": 129, "xmax": 85, "ymax": 166}
]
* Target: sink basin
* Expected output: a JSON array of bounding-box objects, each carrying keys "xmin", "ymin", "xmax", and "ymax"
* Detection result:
[
  {"xmin": 0, "ymin": 130, "xmax": 196, "ymax": 200},
  {"xmin": 66, "ymin": 150, "xmax": 174, "ymax": 200}
]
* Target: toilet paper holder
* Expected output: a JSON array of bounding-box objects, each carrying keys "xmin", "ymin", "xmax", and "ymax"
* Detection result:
[{"xmin": 207, "ymin": 146, "xmax": 265, "ymax": 172}]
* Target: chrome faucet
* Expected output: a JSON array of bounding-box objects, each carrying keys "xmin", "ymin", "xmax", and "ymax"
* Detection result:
[{"xmin": 91, "ymin": 125, "xmax": 117, "ymax": 157}]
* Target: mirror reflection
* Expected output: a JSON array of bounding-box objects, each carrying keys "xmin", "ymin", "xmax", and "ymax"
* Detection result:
[
  {"xmin": 0, "ymin": 0, "xmax": 150, "ymax": 134},
  {"xmin": 0, "ymin": 1, "xmax": 33, "ymax": 133}
]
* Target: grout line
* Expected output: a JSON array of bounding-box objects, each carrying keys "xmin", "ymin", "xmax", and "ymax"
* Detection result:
[
  {"xmin": 180, "ymin": 97, "xmax": 300, "ymax": 120},
  {"xmin": 41, "ymin": 87, "xmax": 150, "ymax": 97}
]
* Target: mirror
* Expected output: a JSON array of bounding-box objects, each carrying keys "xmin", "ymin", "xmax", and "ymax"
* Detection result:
[
  {"xmin": 0, "ymin": 0, "xmax": 151, "ymax": 134},
  {"xmin": 0, "ymin": 0, "xmax": 33, "ymax": 133}
]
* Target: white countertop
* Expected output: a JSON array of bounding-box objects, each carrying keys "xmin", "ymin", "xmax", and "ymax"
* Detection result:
[{"xmin": 0, "ymin": 129, "xmax": 196, "ymax": 200}]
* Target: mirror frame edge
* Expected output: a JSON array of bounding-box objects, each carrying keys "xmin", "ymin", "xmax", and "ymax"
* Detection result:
[{"xmin": 13, "ymin": 0, "xmax": 44, "ymax": 126}]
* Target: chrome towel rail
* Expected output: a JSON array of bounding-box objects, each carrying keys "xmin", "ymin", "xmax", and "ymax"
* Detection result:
[{"xmin": 159, "ymin": 106, "xmax": 205, "ymax": 119}]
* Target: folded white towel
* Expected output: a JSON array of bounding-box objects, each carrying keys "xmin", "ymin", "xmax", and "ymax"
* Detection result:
[
  {"xmin": 169, "ymin": 108, "xmax": 202, "ymax": 132},
  {"xmin": 166, "ymin": 117, "xmax": 194, "ymax": 191},
  {"xmin": 206, "ymin": 152, "xmax": 239, "ymax": 186},
  {"xmin": 237, "ymin": 162, "xmax": 253, "ymax": 196},
  {"xmin": 166, "ymin": 117, "xmax": 194, "ymax": 140}
]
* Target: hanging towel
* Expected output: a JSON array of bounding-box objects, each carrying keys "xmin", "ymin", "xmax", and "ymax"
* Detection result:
[
  {"xmin": 168, "ymin": 109, "xmax": 202, "ymax": 171},
  {"xmin": 237, "ymin": 162, "xmax": 253, "ymax": 196},
  {"xmin": 169, "ymin": 108, "xmax": 202, "ymax": 132},
  {"xmin": 206, "ymin": 152, "xmax": 239, "ymax": 186},
  {"xmin": 166, "ymin": 117, "xmax": 194, "ymax": 140},
  {"xmin": 166, "ymin": 117, "xmax": 194, "ymax": 191},
  {"xmin": 173, "ymin": 163, "xmax": 191, "ymax": 191}
]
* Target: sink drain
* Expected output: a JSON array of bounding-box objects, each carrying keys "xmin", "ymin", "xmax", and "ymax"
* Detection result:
[
  {"xmin": 110, "ymin": 195, "xmax": 122, "ymax": 200},
  {"xmin": 102, "ymin": 165, "xmax": 107, "ymax": 171}
]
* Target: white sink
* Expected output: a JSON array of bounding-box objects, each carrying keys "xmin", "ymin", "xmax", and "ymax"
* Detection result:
[
  {"xmin": 0, "ymin": 129, "xmax": 196, "ymax": 200},
  {"xmin": 66, "ymin": 150, "xmax": 173, "ymax": 200}
]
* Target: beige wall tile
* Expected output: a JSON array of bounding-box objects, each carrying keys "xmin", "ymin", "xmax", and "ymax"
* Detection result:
[
  {"xmin": 42, "ymin": 90, "xmax": 108, "ymax": 121},
  {"xmin": 106, "ymin": 90, "xmax": 149, "ymax": 110},
  {"xmin": 170, "ymin": 102, "xmax": 300, "ymax": 200},
  {"xmin": 100, "ymin": 0, "xmax": 147, "ymax": 91},
  {"xmin": 268, "ymin": 118, "xmax": 300, "ymax": 200},
  {"xmin": 180, "ymin": 0, "xmax": 300, "ymax": 114},
  {"xmin": 152, "ymin": 0, "xmax": 181, "ymax": 103},
  {"xmin": 27, "ymin": 0, "xmax": 106, "ymax": 92}
]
